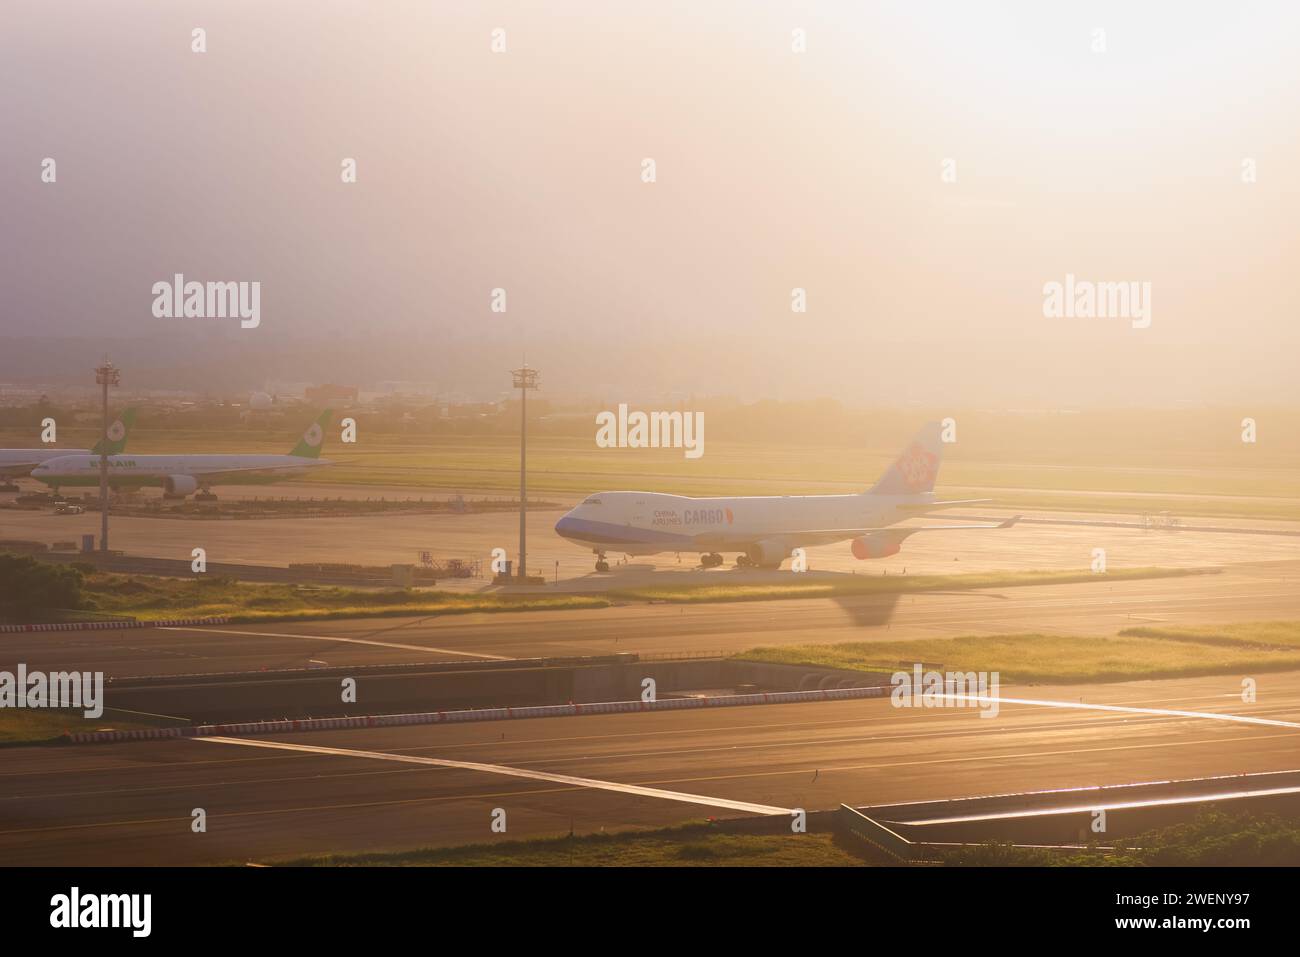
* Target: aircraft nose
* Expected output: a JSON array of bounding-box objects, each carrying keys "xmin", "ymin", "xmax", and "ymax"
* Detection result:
[{"xmin": 554, "ymin": 512, "xmax": 578, "ymax": 539}]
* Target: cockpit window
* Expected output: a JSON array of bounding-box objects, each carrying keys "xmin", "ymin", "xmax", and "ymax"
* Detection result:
[{"xmin": 582, "ymin": 497, "xmax": 603, "ymax": 505}]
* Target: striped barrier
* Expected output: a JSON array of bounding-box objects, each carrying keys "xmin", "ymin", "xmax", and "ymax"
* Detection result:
[
  {"xmin": 66, "ymin": 684, "xmax": 887, "ymax": 744},
  {"xmin": 0, "ymin": 617, "xmax": 230, "ymax": 634},
  {"xmin": 836, "ymin": 804, "xmax": 917, "ymax": 863}
]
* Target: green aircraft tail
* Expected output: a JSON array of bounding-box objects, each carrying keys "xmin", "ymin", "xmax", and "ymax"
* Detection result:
[
  {"xmin": 290, "ymin": 409, "xmax": 333, "ymax": 458},
  {"xmin": 91, "ymin": 407, "xmax": 136, "ymax": 455}
]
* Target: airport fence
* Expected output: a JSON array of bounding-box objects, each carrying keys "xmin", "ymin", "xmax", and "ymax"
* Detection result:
[
  {"xmin": 638, "ymin": 649, "xmax": 728, "ymax": 661},
  {"xmin": 66, "ymin": 683, "xmax": 888, "ymax": 744},
  {"xmin": 0, "ymin": 616, "xmax": 230, "ymax": 634}
]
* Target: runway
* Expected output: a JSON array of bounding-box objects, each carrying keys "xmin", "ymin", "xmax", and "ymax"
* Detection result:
[
  {"xmin": 3, "ymin": 497, "xmax": 1298, "ymax": 584},
  {"xmin": 2, "ymin": 670, "xmax": 1298, "ymax": 865},
  {"xmin": 4, "ymin": 561, "xmax": 1298, "ymax": 678},
  {"xmin": 5, "ymin": 496, "xmax": 1299, "ymax": 865}
]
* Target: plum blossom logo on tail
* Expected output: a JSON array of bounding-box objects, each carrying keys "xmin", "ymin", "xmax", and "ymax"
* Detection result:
[{"xmin": 896, "ymin": 443, "xmax": 938, "ymax": 493}]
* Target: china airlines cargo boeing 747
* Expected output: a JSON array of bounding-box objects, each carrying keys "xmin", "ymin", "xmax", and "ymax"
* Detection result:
[{"xmin": 555, "ymin": 422, "xmax": 1017, "ymax": 571}]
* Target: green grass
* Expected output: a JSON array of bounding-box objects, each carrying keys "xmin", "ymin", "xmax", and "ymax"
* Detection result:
[
  {"xmin": 938, "ymin": 489, "xmax": 1300, "ymax": 522},
  {"xmin": 737, "ymin": 621, "xmax": 1300, "ymax": 683},
  {"xmin": 27, "ymin": 566, "xmax": 1216, "ymax": 626},
  {"xmin": 269, "ymin": 824, "xmax": 866, "ymax": 867},
  {"xmin": 77, "ymin": 573, "xmax": 610, "ymax": 623},
  {"xmin": 267, "ymin": 808, "xmax": 1300, "ymax": 868},
  {"xmin": 10, "ymin": 410, "xmax": 1300, "ymax": 519},
  {"xmin": 249, "ymin": 447, "xmax": 1300, "ymax": 521},
  {"xmin": 0, "ymin": 708, "xmax": 186, "ymax": 746},
  {"xmin": 268, "ymin": 809, "xmax": 1300, "ymax": 868},
  {"xmin": 1120, "ymin": 620, "xmax": 1300, "ymax": 650},
  {"xmin": 612, "ymin": 566, "xmax": 1218, "ymax": 604},
  {"xmin": 944, "ymin": 809, "xmax": 1300, "ymax": 866}
]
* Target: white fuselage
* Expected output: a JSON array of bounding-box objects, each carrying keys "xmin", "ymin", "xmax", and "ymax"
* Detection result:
[
  {"xmin": 0, "ymin": 449, "xmax": 91, "ymax": 480},
  {"xmin": 31, "ymin": 453, "xmax": 331, "ymax": 490},
  {"xmin": 554, "ymin": 489, "xmax": 930, "ymax": 557}
]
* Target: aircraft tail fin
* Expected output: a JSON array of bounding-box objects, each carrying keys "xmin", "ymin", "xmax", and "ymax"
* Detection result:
[
  {"xmin": 91, "ymin": 407, "xmax": 136, "ymax": 456},
  {"xmin": 290, "ymin": 409, "xmax": 333, "ymax": 458},
  {"xmin": 867, "ymin": 422, "xmax": 944, "ymax": 496}
]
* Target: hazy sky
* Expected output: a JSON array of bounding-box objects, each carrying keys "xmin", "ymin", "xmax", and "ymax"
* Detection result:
[{"xmin": 3, "ymin": 2, "xmax": 1298, "ymax": 404}]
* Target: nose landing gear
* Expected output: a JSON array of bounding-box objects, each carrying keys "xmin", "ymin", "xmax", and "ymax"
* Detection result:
[{"xmin": 594, "ymin": 551, "xmax": 610, "ymax": 573}]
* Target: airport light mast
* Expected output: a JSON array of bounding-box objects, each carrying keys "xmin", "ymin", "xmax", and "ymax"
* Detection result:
[
  {"xmin": 94, "ymin": 359, "xmax": 120, "ymax": 552},
  {"xmin": 510, "ymin": 364, "xmax": 539, "ymax": 579}
]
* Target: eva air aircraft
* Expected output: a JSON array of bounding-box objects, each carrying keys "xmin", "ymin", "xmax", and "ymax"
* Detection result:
[
  {"xmin": 33, "ymin": 410, "xmax": 333, "ymax": 499},
  {"xmin": 0, "ymin": 408, "xmax": 137, "ymax": 480}
]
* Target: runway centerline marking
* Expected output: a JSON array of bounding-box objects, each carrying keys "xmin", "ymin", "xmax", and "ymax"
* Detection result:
[
  {"xmin": 198, "ymin": 736, "xmax": 790, "ymax": 816},
  {"xmin": 940, "ymin": 694, "xmax": 1300, "ymax": 730},
  {"xmin": 160, "ymin": 626, "xmax": 508, "ymax": 659},
  {"xmin": 625, "ymin": 730, "xmax": 1300, "ymax": 790},
  {"xmin": 901, "ymin": 783, "xmax": 1300, "ymax": 826}
]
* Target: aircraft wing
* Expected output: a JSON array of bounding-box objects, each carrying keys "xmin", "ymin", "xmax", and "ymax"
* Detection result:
[
  {"xmin": 0, "ymin": 460, "xmax": 42, "ymax": 479},
  {"xmin": 891, "ymin": 516, "xmax": 1020, "ymax": 532},
  {"xmin": 780, "ymin": 516, "xmax": 1018, "ymax": 538},
  {"xmin": 186, "ymin": 463, "xmax": 327, "ymax": 483},
  {"xmin": 691, "ymin": 516, "xmax": 1018, "ymax": 550},
  {"xmin": 894, "ymin": 499, "xmax": 993, "ymax": 512}
]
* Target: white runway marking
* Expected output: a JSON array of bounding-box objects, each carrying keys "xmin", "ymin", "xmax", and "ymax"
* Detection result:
[
  {"xmin": 198, "ymin": 736, "xmax": 791, "ymax": 816},
  {"xmin": 903, "ymin": 783, "xmax": 1300, "ymax": 826},
  {"xmin": 942, "ymin": 694, "xmax": 1300, "ymax": 730},
  {"xmin": 161, "ymin": 626, "xmax": 508, "ymax": 659}
]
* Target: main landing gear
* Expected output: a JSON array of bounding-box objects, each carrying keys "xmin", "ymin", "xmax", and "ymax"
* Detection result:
[
  {"xmin": 195, "ymin": 489, "xmax": 218, "ymax": 502},
  {"xmin": 700, "ymin": 552, "xmax": 724, "ymax": 569}
]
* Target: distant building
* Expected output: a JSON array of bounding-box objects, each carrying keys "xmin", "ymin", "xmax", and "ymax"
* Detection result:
[
  {"xmin": 305, "ymin": 383, "xmax": 359, "ymax": 405},
  {"xmin": 373, "ymin": 380, "xmax": 439, "ymax": 398}
]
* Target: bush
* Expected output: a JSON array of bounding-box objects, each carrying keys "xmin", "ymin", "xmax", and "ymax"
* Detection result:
[
  {"xmin": 0, "ymin": 555, "xmax": 84, "ymax": 616},
  {"xmin": 942, "ymin": 808, "xmax": 1300, "ymax": 866}
]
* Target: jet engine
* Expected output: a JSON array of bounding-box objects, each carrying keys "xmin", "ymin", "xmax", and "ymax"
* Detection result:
[
  {"xmin": 851, "ymin": 530, "xmax": 905, "ymax": 559},
  {"xmin": 745, "ymin": 539, "xmax": 791, "ymax": 568},
  {"xmin": 163, "ymin": 475, "xmax": 199, "ymax": 498}
]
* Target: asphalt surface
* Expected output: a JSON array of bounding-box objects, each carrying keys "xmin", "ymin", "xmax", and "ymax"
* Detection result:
[
  {"xmin": 4, "ymin": 561, "xmax": 1298, "ymax": 678},
  {"xmin": 3, "ymin": 499, "xmax": 1298, "ymax": 864},
  {"xmin": 2, "ymin": 671, "xmax": 1298, "ymax": 864},
  {"xmin": 4, "ymin": 496, "xmax": 1299, "ymax": 583}
]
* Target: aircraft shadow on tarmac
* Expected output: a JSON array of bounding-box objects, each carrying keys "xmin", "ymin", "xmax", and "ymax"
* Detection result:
[
  {"xmin": 828, "ymin": 588, "xmax": 1012, "ymax": 627},
  {"xmin": 829, "ymin": 591, "xmax": 904, "ymax": 627},
  {"xmin": 566, "ymin": 563, "xmax": 1023, "ymax": 629}
]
